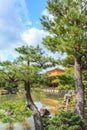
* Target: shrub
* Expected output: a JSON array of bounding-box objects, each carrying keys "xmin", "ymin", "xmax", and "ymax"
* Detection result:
[
  {"xmin": 56, "ymin": 85, "xmax": 74, "ymax": 90},
  {"xmin": 43, "ymin": 111, "xmax": 85, "ymax": 130},
  {"xmin": 56, "ymin": 85, "xmax": 63, "ymax": 90},
  {"xmin": 0, "ymin": 101, "xmax": 32, "ymax": 123}
]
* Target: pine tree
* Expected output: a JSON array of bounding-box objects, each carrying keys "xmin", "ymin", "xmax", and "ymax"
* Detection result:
[
  {"xmin": 0, "ymin": 45, "xmax": 55, "ymax": 130},
  {"xmin": 15, "ymin": 45, "xmax": 55, "ymax": 130},
  {"xmin": 41, "ymin": 0, "xmax": 87, "ymax": 118}
]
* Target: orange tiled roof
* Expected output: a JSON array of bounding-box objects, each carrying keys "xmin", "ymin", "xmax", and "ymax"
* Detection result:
[{"xmin": 47, "ymin": 68, "xmax": 64, "ymax": 77}]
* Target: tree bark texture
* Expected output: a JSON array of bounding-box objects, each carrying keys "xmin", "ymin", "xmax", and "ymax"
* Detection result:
[
  {"xmin": 25, "ymin": 81, "xmax": 43, "ymax": 130},
  {"xmin": 74, "ymin": 57, "xmax": 84, "ymax": 118}
]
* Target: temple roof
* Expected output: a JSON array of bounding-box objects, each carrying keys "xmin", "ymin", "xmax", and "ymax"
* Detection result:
[{"xmin": 47, "ymin": 68, "xmax": 64, "ymax": 77}]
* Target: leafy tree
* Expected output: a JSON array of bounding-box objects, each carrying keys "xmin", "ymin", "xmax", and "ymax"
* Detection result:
[
  {"xmin": 0, "ymin": 100, "xmax": 32, "ymax": 123},
  {"xmin": 0, "ymin": 45, "xmax": 55, "ymax": 130},
  {"xmin": 15, "ymin": 45, "xmax": 55, "ymax": 130},
  {"xmin": 57, "ymin": 68, "xmax": 75, "ymax": 90},
  {"xmin": 41, "ymin": 0, "xmax": 87, "ymax": 117},
  {"xmin": 43, "ymin": 111, "xmax": 85, "ymax": 130},
  {"xmin": 0, "ymin": 61, "xmax": 19, "ymax": 93}
]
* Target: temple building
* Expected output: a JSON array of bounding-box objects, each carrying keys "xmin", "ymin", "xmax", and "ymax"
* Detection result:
[
  {"xmin": 47, "ymin": 68, "xmax": 64, "ymax": 77},
  {"xmin": 47, "ymin": 68, "xmax": 64, "ymax": 88}
]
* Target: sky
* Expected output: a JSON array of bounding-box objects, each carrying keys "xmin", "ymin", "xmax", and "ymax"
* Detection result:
[{"xmin": 0, "ymin": 0, "xmax": 64, "ymax": 62}]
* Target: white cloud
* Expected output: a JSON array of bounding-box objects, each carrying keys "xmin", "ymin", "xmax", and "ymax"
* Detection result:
[
  {"xmin": 42, "ymin": 9, "xmax": 49, "ymax": 16},
  {"xmin": 0, "ymin": 0, "xmax": 25, "ymax": 49},
  {"xmin": 0, "ymin": 52, "xmax": 7, "ymax": 61},
  {"xmin": 0, "ymin": 0, "xmax": 31, "ymax": 61},
  {"xmin": 42, "ymin": 9, "xmax": 54, "ymax": 21},
  {"xmin": 0, "ymin": 0, "xmax": 50, "ymax": 61},
  {"xmin": 22, "ymin": 27, "xmax": 64, "ymax": 59},
  {"xmin": 22, "ymin": 27, "xmax": 48, "ymax": 46},
  {"xmin": 0, "ymin": 50, "xmax": 17, "ymax": 61},
  {"xmin": 0, "ymin": 0, "xmax": 32, "ymax": 50},
  {"xmin": 19, "ymin": 0, "xmax": 30, "ymax": 22},
  {"xmin": 0, "ymin": 0, "xmax": 61, "ymax": 61}
]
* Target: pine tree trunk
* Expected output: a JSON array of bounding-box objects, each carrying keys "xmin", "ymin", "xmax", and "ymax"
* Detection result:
[
  {"xmin": 74, "ymin": 57, "xmax": 84, "ymax": 118},
  {"xmin": 24, "ymin": 81, "xmax": 43, "ymax": 130}
]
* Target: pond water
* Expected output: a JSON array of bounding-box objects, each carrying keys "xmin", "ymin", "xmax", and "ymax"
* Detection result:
[{"xmin": 0, "ymin": 89, "xmax": 65, "ymax": 130}]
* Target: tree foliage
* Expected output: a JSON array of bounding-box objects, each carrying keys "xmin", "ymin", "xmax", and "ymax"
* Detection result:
[
  {"xmin": 41, "ymin": 0, "xmax": 87, "ymax": 67},
  {"xmin": 0, "ymin": 45, "xmax": 56, "ymax": 130},
  {"xmin": 0, "ymin": 100, "xmax": 32, "ymax": 123},
  {"xmin": 15, "ymin": 45, "xmax": 55, "ymax": 86},
  {"xmin": 43, "ymin": 111, "xmax": 85, "ymax": 130},
  {"xmin": 41, "ymin": 0, "xmax": 87, "ymax": 117},
  {"xmin": 57, "ymin": 68, "xmax": 75, "ymax": 90},
  {"xmin": 0, "ymin": 61, "xmax": 19, "ymax": 93}
]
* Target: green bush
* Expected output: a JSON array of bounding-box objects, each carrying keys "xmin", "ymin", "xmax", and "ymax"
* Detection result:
[
  {"xmin": 56, "ymin": 85, "xmax": 63, "ymax": 90},
  {"xmin": 43, "ymin": 111, "xmax": 85, "ymax": 130},
  {"xmin": 56, "ymin": 85, "xmax": 75, "ymax": 90},
  {"xmin": 0, "ymin": 101, "xmax": 32, "ymax": 123}
]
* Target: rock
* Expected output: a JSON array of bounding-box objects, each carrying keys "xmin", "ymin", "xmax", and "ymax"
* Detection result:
[
  {"xmin": 40, "ymin": 108, "xmax": 50, "ymax": 117},
  {"xmin": 5, "ymin": 110, "xmax": 14, "ymax": 116},
  {"xmin": 0, "ymin": 90, "xmax": 9, "ymax": 95}
]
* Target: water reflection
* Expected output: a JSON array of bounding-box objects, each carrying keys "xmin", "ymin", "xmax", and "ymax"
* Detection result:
[
  {"xmin": 0, "ymin": 121, "xmax": 34, "ymax": 130},
  {"xmin": 0, "ymin": 90, "xmax": 65, "ymax": 130}
]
